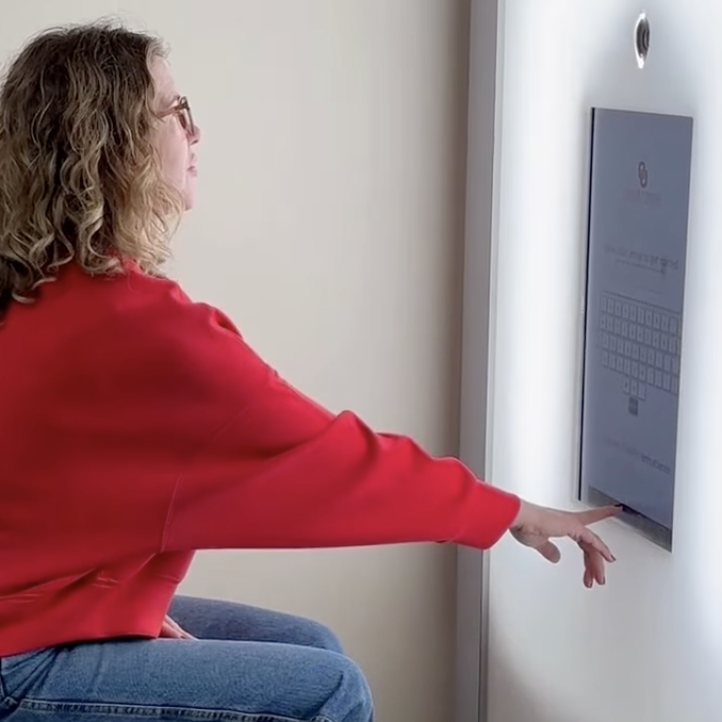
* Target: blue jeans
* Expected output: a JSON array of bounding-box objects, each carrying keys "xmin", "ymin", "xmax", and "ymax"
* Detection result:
[{"xmin": 0, "ymin": 596, "xmax": 373, "ymax": 722}]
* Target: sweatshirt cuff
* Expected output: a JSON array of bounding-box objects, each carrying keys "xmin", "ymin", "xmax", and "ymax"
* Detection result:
[{"xmin": 456, "ymin": 481, "xmax": 521, "ymax": 550}]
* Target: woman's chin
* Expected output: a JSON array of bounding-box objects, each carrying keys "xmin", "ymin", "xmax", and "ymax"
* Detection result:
[
  {"xmin": 182, "ymin": 173, "xmax": 197, "ymax": 210},
  {"xmin": 181, "ymin": 188, "xmax": 195, "ymax": 211}
]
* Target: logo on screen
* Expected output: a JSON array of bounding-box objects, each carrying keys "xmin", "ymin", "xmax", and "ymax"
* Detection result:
[
  {"xmin": 638, "ymin": 161, "xmax": 649, "ymax": 188},
  {"xmin": 624, "ymin": 161, "xmax": 659, "ymax": 206}
]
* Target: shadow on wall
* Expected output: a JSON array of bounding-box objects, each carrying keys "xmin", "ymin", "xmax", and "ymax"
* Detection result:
[{"xmin": 487, "ymin": 642, "xmax": 581, "ymax": 722}]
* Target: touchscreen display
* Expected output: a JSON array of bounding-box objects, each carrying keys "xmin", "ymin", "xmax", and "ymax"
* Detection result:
[{"xmin": 579, "ymin": 108, "xmax": 693, "ymax": 550}]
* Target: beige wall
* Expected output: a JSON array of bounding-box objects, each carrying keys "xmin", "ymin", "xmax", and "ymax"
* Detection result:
[
  {"xmin": 165, "ymin": 3, "xmax": 472, "ymax": 720},
  {"xmin": 169, "ymin": 5, "xmax": 471, "ymax": 721},
  {"xmin": 0, "ymin": 3, "xmax": 473, "ymax": 722}
]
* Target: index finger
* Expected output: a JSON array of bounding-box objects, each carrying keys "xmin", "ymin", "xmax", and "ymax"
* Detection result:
[{"xmin": 573, "ymin": 505, "xmax": 622, "ymax": 527}]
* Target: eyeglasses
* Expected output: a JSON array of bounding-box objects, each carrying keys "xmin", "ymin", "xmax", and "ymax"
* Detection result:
[{"xmin": 161, "ymin": 96, "xmax": 196, "ymax": 136}]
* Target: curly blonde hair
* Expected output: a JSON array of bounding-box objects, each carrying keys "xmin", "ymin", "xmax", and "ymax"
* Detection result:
[{"xmin": 0, "ymin": 22, "xmax": 184, "ymax": 315}]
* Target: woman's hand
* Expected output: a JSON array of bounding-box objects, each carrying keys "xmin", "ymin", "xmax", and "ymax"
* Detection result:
[
  {"xmin": 160, "ymin": 615, "xmax": 196, "ymax": 640},
  {"xmin": 509, "ymin": 501, "xmax": 620, "ymax": 588}
]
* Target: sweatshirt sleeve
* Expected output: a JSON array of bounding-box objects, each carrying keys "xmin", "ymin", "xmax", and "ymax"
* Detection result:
[{"xmin": 160, "ymin": 305, "xmax": 520, "ymax": 553}]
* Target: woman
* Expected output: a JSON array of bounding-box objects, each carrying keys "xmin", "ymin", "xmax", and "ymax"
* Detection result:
[{"xmin": 0, "ymin": 22, "xmax": 617, "ymax": 722}]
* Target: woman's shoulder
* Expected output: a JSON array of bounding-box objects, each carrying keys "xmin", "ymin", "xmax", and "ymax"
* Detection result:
[
  {"xmin": 48, "ymin": 261, "xmax": 227, "ymax": 334},
  {"xmin": 4, "ymin": 260, "xmax": 244, "ymax": 372}
]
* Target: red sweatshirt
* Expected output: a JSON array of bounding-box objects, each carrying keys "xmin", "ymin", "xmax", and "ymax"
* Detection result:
[{"xmin": 0, "ymin": 262, "xmax": 519, "ymax": 656}]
